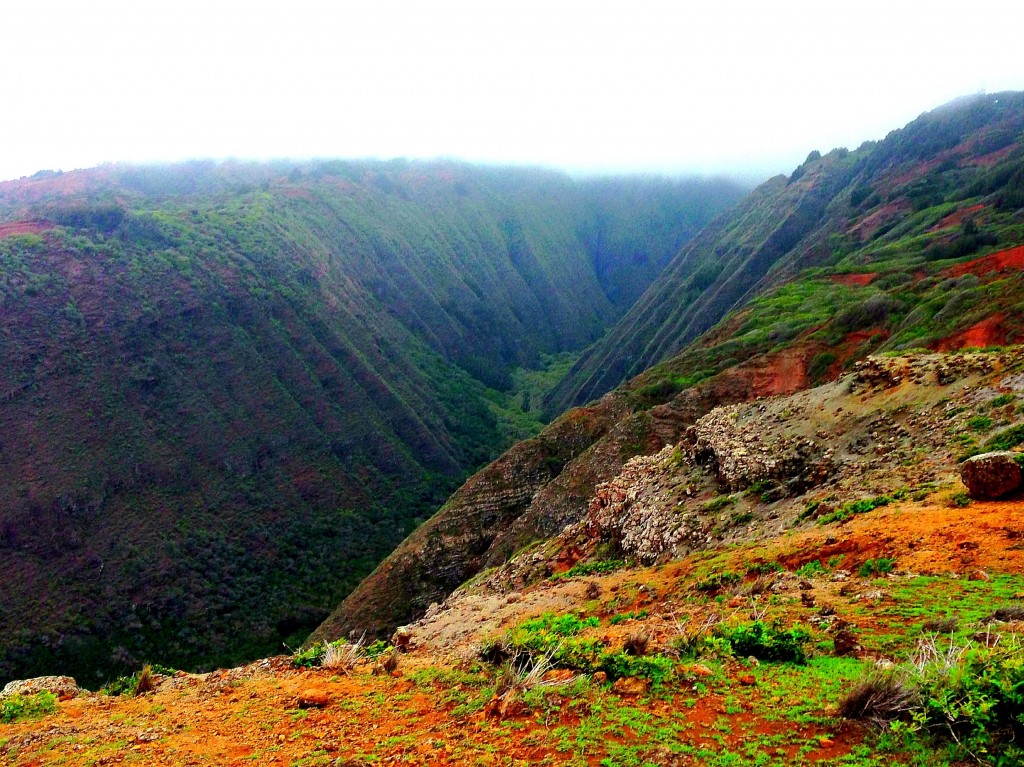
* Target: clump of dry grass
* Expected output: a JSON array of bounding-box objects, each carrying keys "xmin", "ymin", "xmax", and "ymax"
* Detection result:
[
  {"xmin": 921, "ymin": 616, "xmax": 958, "ymax": 633},
  {"xmin": 837, "ymin": 671, "xmax": 918, "ymax": 725},
  {"xmin": 322, "ymin": 638, "xmax": 364, "ymax": 674},
  {"xmin": 133, "ymin": 664, "xmax": 156, "ymax": 696},
  {"xmin": 668, "ymin": 612, "xmax": 720, "ymax": 658}
]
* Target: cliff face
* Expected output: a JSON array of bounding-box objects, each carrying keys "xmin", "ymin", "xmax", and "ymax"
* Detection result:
[{"xmin": 306, "ymin": 399, "xmax": 628, "ymax": 643}]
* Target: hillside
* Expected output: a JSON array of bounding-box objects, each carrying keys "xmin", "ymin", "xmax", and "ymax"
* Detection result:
[
  {"xmin": 548, "ymin": 91, "xmax": 1024, "ymax": 414},
  {"xmin": 5, "ymin": 349, "xmax": 1024, "ymax": 766},
  {"xmin": 320, "ymin": 92, "xmax": 1024, "ymax": 646},
  {"xmin": 0, "ymin": 160, "xmax": 742, "ymax": 685}
]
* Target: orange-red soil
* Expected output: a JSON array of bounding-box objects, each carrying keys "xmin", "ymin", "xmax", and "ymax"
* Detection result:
[
  {"xmin": 934, "ymin": 313, "xmax": 1008, "ymax": 351},
  {"xmin": 945, "ymin": 243, "xmax": 1024, "ymax": 279},
  {"xmin": 829, "ymin": 273, "xmax": 877, "ymax": 287}
]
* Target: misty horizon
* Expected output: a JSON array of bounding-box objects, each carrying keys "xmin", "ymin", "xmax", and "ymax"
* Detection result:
[{"xmin": 2, "ymin": 1, "xmax": 1022, "ymax": 185}]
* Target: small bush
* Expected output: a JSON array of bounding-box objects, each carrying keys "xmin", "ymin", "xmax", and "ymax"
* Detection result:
[
  {"xmin": 858, "ymin": 558, "xmax": 896, "ymax": 577},
  {"xmin": 702, "ymin": 495, "xmax": 736, "ymax": 513},
  {"xmin": 0, "ymin": 692, "xmax": 57, "ymax": 723},
  {"xmin": 968, "ymin": 415, "xmax": 993, "ymax": 432},
  {"xmin": 102, "ymin": 664, "xmax": 176, "ymax": 696},
  {"xmin": 609, "ymin": 610, "xmax": 648, "ymax": 625},
  {"xmin": 949, "ymin": 490, "xmax": 972, "ymax": 508},
  {"xmin": 796, "ymin": 560, "xmax": 827, "ymax": 577},
  {"xmin": 746, "ymin": 561, "xmax": 783, "ymax": 575},
  {"xmin": 985, "ymin": 424, "xmax": 1024, "ymax": 452},
  {"xmin": 695, "ymin": 571, "xmax": 742, "ymax": 592},
  {"xmin": 714, "ymin": 621, "xmax": 810, "ymax": 664},
  {"xmin": 553, "ymin": 560, "xmax": 625, "ymax": 579},
  {"xmin": 819, "ymin": 495, "xmax": 892, "ymax": 525},
  {"xmin": 989, "ymin": 394, "xmax": 1016, "ymax": 409},
  {"xmin": 986, "ymin": 606, "xmax": 1024, "ymax": 623},
  {"xmin": 922, "ymin": 616, "xmax": 958, "ymax": 633},
  {"xmin": 808, "ymin": 351, "xmax": 837, "ymax": 381},
  {"xmin": 843, "ymin": 636, "xmax": 1024, "ymax": 764}
]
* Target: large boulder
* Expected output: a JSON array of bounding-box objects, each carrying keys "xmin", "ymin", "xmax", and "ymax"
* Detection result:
[
  {"xmin": 960, "ymin": 452, "xmax": 1023, "ymax": 500},
  {"xmin": 1, "ymin": 675, "xmax": 85, "ymax": 701}
]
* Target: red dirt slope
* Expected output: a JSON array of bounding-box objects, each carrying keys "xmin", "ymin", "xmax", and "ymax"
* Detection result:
[{"xmin": 945, "ymin": 243, "xmax": 1024, "ymax": 279}]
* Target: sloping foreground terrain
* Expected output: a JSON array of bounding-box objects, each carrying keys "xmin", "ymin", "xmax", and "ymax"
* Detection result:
[
  {"xmin": 0, "ymin": 161, "xmax": 741, "ymax": 685},
  {"xmin": 4, "ymin": 349, "xmax": 1024, "ymax": 766},
  {"xmin": 550, "ymin": 91, "xmax": 1024, "ymax": 413}
]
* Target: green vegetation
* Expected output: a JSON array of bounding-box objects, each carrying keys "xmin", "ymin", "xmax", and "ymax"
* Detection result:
[
  {"xmin": 842, "ymin": 637, "xmax": 1024, "ymax": 765},
  {"xmin": 101, "ymin": 664, "xmax": 177, "ymax": 696},
  {"xmin": 555, "ymin": 92, "xmax": 1024, "ymax": 418},
  {"xmin": 714, "ymin": 621, "xmax": 811, "ymax": 664},
  {"xmin": 857, "ymin": 558, "xmax": 896, "ymax": 578},
  {"xmin": 554, "ymin": 560, "xmax": 626, "ymax": 579},
  {"xmin": 819, "ymin": 495, "xmax": 893, "ymax": 525},
  {"xmin": 985, "ymin": 424, "xmax": 1024, "ymax": 451},
  {"xmin": 0, "ymin": 692, "xmax": 57, "ymax": 723}
]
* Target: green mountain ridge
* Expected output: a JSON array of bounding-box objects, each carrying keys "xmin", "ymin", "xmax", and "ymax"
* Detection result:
[
  {"xmin": 548, "ymin": 91, "xmax": 1024, "ymax": 414},
  {"xmin": 0, "ymin": 160, "xmax": 741, "ymax": 686}
]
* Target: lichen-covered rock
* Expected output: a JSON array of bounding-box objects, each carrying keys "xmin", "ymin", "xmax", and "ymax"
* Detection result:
[
  {"xmin": 690, "ymin": 404, "xmax": 830, "ymax": 492},
  {"xmin": 1, "ymin": 675, "xmax": 84, "ymax": 701},
  {"xmin": 960, "ymin": 452, "xmax": 1023, "ymax": 499}
]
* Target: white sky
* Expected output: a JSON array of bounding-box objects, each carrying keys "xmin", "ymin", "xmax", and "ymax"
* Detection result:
[{"xmin": 2, "ymin": 0, "xmax": 1022, "ymax": 183}]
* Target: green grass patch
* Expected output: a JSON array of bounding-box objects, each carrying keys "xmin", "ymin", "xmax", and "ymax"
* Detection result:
[{"xmin": 0, "ymin": 692, "xmax": 57, "ymax": 723}]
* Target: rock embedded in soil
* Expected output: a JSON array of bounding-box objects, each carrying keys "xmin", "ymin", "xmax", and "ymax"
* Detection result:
[
  {"xmin": 1, "ymin": 676, "xmax": 85, "ymax": 701},
  {"xmin": 296, "ymin": 688, "xmax": 330, "ymax": 708},
  {"xmin": 611, "ymin": 676, "xmax": 649, "ymax": 696},
  {"xmin": 960, "ymin": 451, "xmax": 1023, "ymax": 499}
]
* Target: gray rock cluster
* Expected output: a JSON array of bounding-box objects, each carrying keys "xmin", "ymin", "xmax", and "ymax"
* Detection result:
[{"xmin": 0, "ymin": 675, "xmax": 84, "ymax": 700}]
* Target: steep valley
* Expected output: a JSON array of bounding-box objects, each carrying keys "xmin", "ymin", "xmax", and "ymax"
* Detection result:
[
  {"xmin": 5, "ymin": 91, "xmax": 1024, "ymax": 767},
  {"xmin": 0, "ymin": 161, "xmax": 742, "ymax": 685}
]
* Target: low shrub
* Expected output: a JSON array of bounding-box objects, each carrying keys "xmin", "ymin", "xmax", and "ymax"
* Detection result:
[
  {"xmin": 695, "ymin": 571, "xmax": 742, "ymax": 592},
  {"xmin": 838, "ymin": 671, "xmax": 917, "ymax": 726},
  {"xmin": 553, "ymin": 560, "xmax": 625, "ymax": 579},
  {"xmin": 102, "ymin": 664, "xmax": 176, "ymax": 696},
  {"xmin": 949, "ymin": 490, "xmax": 972, "ymax": 508},
  {"xmin": 819, "ymin": 495, "xmax": 892, "ymax": 525},
  {"xmin": 985, "ymin": 424, "xmax": 1024, "ymax": 452},
  {"xmin": 841, "ymin": 636, "xmax": 1024, "ymax": 764},
  {"xmin": 609, "ymin": 610, "xmax": 648, "ymax": 625},
  {"xmin": 714, "ymin": 621, "xmax": 811, "ymax": 664},
  {"xmin": 858, "ymin": 558, "xmax": 896, "ymax": 577}
]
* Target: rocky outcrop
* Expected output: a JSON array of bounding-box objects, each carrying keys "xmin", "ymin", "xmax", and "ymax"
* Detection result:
[
  {"xmin": 961, "ymin": 452, "xmax": 1023, "ymax": 499},
  {"xmin": 690, "ymin": 404, "xmax": 832, "ymax": 493},
  {"xmin": 1, "ymin": 675, "xmax": 85, "ymax": 701}
]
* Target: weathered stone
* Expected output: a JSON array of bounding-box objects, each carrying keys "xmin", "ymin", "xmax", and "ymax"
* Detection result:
[
  {"xmin": 611, "ymin": 676, "xmax": 649, "ymax": 696},
  {"xmin": 1, "ymin": 675, "xmax": 84, "ymax": 701},
  {"xmin": 296, "ymin": 688, "xmax": 330, "ymax": 708},
  {"xmin": 960, "ymin": 451, "xmax": 1022, "ymax": 499}
]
